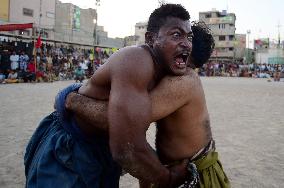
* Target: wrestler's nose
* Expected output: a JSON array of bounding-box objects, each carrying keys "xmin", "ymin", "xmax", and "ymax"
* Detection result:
[{"xmin": 180, "ymin": 38, "xmax": 192, "ymax": 50}]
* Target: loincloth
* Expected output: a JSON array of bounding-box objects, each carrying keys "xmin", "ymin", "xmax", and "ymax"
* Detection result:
[
  {"xmin": 151, "ymin": 140, "xmax": 230, "ymax": 188},
  {"xmin": 187, "ymin": 140, "xmax": 230, "ymax": 188}
]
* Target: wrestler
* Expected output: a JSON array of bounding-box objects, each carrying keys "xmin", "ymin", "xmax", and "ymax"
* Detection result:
[
  {"xmin": 25, "ymin": 4, "xmax": 193, "ymax": 188},
  {"xmin": 65, "ymin": 22, "xmax": 230, "ymax": 188}
]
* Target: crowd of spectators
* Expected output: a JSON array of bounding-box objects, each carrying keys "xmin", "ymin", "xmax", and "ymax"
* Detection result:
[
  {"xmin": 198, "ymin": 62, "xmax": 284, "ymax": 81},
  {"xmin": 0, "ymin": 39, "xmax": 117, "ymax": 84},
  {"xmin": 1, "ymin": 39, "xmax": 284, "ymax": 84}
]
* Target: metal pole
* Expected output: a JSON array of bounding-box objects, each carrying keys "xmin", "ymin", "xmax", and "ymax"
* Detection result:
[
  {"xmin": 94, "ymin": 0, "xmax": 100, "ymax": 46},
  {"xmin": 247, "ymin": 30, "xmax": 251, "ymax": 64},
  {"xmin": 39, "ymin": 0, "xmax": 42, "ymax": 33}
]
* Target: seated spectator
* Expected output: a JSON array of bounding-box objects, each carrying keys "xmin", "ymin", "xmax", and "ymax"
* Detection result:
[
  {"xmin": 45, "ymin": 70, "xmax": 55, "ymax": 82},
  {"xmin": 0, "ymin": 70, "xmax": 6, "ymax": 83},
  {"xmin": 17, "ymin": 69, "xmax": 27, "ymax": 83},
  {"xmin": 26, "ymin": 60, "xmax": 36, "ymax": 82},
  {"xmin": 36, "ymin": 62, "xmax": 46, "ymax": 82},
  {"xmin": 66, "ymin": 69, "xmax": 73, "ymax": 80},
  {"xmin": 274, "ymin": 71, "xmax": 281, "ymax": 82},
  {"xmin": 74, "ymin": 66, "xmax": 85, "ymax": 83},
  {"xmin": 59, "ymin": 70, "xmax": 67, "ymax": 81},
  {"xmin": 4, "ymin": 69, "xmax": 18, "ymax": 83}
]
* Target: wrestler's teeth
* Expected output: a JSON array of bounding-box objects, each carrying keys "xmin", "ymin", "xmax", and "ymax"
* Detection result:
[{"xmin": 175, "ymin": 57, "xmax": 186, "ymax": 65}]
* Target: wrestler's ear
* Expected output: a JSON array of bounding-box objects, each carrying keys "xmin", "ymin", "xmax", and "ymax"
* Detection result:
[{"xmin": 145, "ymin": 31, "xmax": 155, "ymax": 47}]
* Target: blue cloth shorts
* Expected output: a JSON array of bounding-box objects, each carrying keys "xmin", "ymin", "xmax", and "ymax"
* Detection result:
[{"xmin": 24, "ymin": 84, "xmax": 121, "ymax": 188}]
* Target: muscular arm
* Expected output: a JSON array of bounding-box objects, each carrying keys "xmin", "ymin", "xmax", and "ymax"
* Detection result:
[
  {"xmin": 106, "ymin": 49, "xmax": 170, "ymax": 186},
  {"xmin": 66, "ymin": 70, "xmax": 194, "ymax": 129}
]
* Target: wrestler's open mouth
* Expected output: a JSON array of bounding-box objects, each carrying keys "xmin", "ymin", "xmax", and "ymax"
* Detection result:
[{"xmin": 174, "ymin": 52, "xmax": 189, "ymax": 67}]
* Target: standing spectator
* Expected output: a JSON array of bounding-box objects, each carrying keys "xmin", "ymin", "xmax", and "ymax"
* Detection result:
[
  {"xmin": 79, "ymin": 58, "xmax": 88, "ymax": 71},
  {"xmin": 46, "ymin": 54, "xmax": 53, "ymax": 71},
  {"xmin": 10, "ymin": 51, "xmax": 19, "ymax": 70},
  {"xmin": 19, "ymin": 51, "xmax": 29, "ymax": 71},
  {"xmin": 0, "ymin": 50, "xmax": 11, "ymax": 78}
]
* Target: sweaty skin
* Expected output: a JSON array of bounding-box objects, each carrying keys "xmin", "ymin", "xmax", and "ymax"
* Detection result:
[
  {"xmin": 67, "ymin": 68, "xmax": 211, "ymax": 164},
  {"xmin": 153, "ymin": 69, "xmax": 211, "ymax": 163},
  {"xmin": 74, "ymin": 16, "xmax": 193, "ymax": 187}
]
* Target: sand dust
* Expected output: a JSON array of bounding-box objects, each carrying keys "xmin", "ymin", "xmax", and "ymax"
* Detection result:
[{"xmin": 0, "ymin": 77, "xmax": 283, "ymax": 188}]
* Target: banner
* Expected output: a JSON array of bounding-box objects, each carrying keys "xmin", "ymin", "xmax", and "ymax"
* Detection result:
[
  {"xmin": 209, "ymin": 16, "xmax": 234, "ymax": 24},
  {"xmin": 254, "ymin": 38, "xmax": 269, "ymax": 50},
  {"xmin": 0, "ymin": 23, "xmax": 33, "ymax": 31},
  {"xmin": 72, "ymin": 6, "xmax": 81, "ymax": 30},
  {"xmin": 268, "ymin": 57, "xmax": 284, "ymax": 64}
]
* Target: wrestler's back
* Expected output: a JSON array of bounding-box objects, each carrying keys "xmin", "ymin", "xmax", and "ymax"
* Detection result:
[{"xmin": 156, "ymin": 71, "xmax": 212, "ymax": 163}]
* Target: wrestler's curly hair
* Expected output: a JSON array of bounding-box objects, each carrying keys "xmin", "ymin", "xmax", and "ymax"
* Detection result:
[
  {"xmin": 190, "ymin": 21, "xmax": 215, "ymax": 68},
  {"xmin": 147, "ymin": 4, "xmax": 190, "ymax": 33}
]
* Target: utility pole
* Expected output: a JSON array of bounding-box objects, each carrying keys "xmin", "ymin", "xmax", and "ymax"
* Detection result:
[
  {"xmin": 246, "ymin": 30, "xmax": 251, "ymax": 64},
  {"xmin": 276, "ymin": 22, "xmax": 282, "ymax": 48},
  {"xmin": 93, "ymin": 0, "xmax": 100, "ymax": 46},
  {"xmin": 39, "ymin": 0, "xmax": 42, "ymax": 35}
]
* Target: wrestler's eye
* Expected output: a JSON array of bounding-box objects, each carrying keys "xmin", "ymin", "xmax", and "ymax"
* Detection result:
[
  {"xmin": 172, "ymin": 32, "xmax": 181, "ymax": 39},
  {"xmin": 187, "ymin": 35, "xmax": 193, "ymax": 42}
]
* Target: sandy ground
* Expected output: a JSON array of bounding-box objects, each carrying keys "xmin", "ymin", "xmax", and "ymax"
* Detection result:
[{"xmin": 0, "ymin": 77, "xmax": 283, "ymax": 188}]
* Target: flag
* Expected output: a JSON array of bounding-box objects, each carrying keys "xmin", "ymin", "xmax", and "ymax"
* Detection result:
[{"xmin": 35, "ymin": 35, "xmax": 42, "ymax": 48}]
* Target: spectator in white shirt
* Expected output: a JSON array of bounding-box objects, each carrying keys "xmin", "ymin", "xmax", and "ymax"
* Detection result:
[{"xmin": 10, "ymin": 51, "xmax": 19, "ymax": 70}]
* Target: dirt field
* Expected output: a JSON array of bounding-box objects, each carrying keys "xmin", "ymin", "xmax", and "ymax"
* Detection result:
[{"xmin": 0, "ymin": 77, "xmax": 283, "ymax": 188}]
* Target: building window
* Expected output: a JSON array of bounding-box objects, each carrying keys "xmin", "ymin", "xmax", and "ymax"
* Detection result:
[
  {"xmin": 23, "ymin": 8, "xmax": 33, "ymax": 17},
  {"xmin": 229, "ymin": 47, "xmax": 234, "ymax": 51},
  {"xmin": 42, "ymin": 30, "xmax": 49, "ymax": 38},
  {"xmin": 218, "ymin": 48, "xmax": 227, "ymax": 52},
  {"xmin": 219, "ymin": 36, "xmax": 226, "ymax": 41},
  {"xmin": 219, "ymin": 24, "xmax": 225, "ymax": 29},
  {"xmin": 205, "ymin": 13, "xmax": 211, "ymax": 18},
  {"xmin": 46, "ymin": 12, "xmax": 55, "ymax": 19},
  {"xmin": 229, "ymin": 35, "xmax": 235, "ymax": 41}
]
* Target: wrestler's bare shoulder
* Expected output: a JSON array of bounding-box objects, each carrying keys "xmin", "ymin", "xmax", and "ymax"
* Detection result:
[
  {"xmin": 161, "ymin": 68, "xmax": 202, "ymax": 93},
  {"xmin": 106, "ymin": 45, "xmax": 153, "ymax": 67},
  {"xmin": 79, "ymin": 46, "xmax": 155, "ymax": 99}
]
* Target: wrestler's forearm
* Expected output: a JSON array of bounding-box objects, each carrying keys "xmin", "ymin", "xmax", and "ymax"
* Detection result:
[
  {"xmin": 66, "ymin": 74, "xmax": 190, "ymax": 130},
  {"xmin": 65, "ymin": 92, "xmax": 109, "ymax": 131}
]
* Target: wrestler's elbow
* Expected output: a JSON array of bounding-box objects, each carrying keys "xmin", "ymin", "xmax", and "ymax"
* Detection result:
[
  {"xmin": 111, "ymin": 146, "xmax": 133, "ymax": 167},
  {"xmin": 111, "ymin": 141, "xmax": 145, "ymax": 167}
]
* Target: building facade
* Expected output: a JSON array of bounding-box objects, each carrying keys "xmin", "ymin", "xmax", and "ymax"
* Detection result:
[
  {"xmin": 134, "ymin": 22, "xmax": 147, "ymax": 45},
  {"xmin": 199, "ymin": 9, "xmax": 245, "ymax": 63},
  {"xmin": 254, "ymin": 39, "xmax": 284, "ymax": 64},
  {"xmin": 0, "ymin": 0, "xmax": 123, "ymax": 48},
  {"xmin": 54, "ymin": 0, "xmax": 123, "ymax": 48},
  {"xmin": 234, "ymin": 34, "xmax": 246, "ymax": 61},
  {"xmin": 54, "ymin": 0, "xmax": 96, "ymax": 45},
  {"xmin": 0, "ymin": 0, "xmax": 56, "ymax": 40}
]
